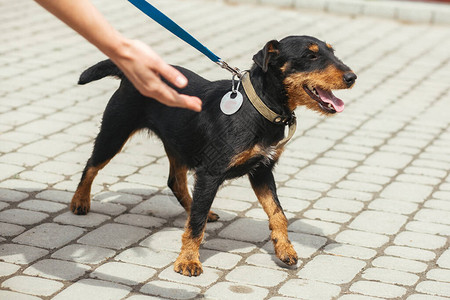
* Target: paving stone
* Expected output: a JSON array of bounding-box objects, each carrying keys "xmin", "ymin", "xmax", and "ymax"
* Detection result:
[
  {"xmin": 338, "ymin": 295, "xmax": 384, "ymax": 300},
  {"xmin": 0, "ymin": 291, "xmax": 41, "ymax": 300},
  {"xmin": 394, "ymin": 231, "xmax": 447, "ymax": 250},
  {"xmin": 327, "ymin": 189, "xmax": 373, "ymax": 202},
  {"xmin": 141, "ymin": 280, "xmax": 201, "ymax": 299},
  {"xmin": 159, "ymin": 266, "xmax": 222, "ymax": 287},
  {"xmin": 324, "ymin": 243, "xmax": 377, "ymax": 260},
  {"xmin": 349, "ymin": 280, "xmax": 407, "ymax": 298},
  {"xmin": 35, "ymin": 189, "xmax": 73, "ymax": 203},
  {"xmin": 17, "ymin": 199, "xmax": 66, "ymax": 213},
  {"xmin": 130, "ymin": 194, "xmax": 184, "ymax": 218},
  {"xmin": 426, "ymin": 268, "xmax": 450, "ymax": 282},
  {"xmin": 212, "ymin": 197, "xmax": 252, "ymax": 212},
  {"xmin": 279, "ymin": 279, "xmax": 341, "ymax": 300},
  {"xmin": 372, "ymin": 256, "xmax": 428, "ymax": 273},
  {"xmin": 384, "ymin": 245, "xmax": 436, "ymax": 262},
  {"xmin": 362, "ymin": 267, "xmax": 419, "ymax": 286},
  {"xmin": 2, "ymin": 275, "xmax": 64, "ymax": 297},
  {"xmin": 24, "ymin": 259, "xmax": 90, "ymax": 281},
  {"xmin": 219, "ymin": 218, "xmax": 271, "ymax": 243},
  {"xmin": 406, "ymin": 221, "xmax": 450, "ymax": 236},
  {"xmin": 115, "ymin": 247, "xmax": 177, "ymax": 269},
  {"xmin": 335, "ymin": 230, "xmax": 389, "ymax": 248},
  {"xmin": 226, "ymin": 265, "xmax": 287, "ymax": 287},
  {"xmin": 263, "ymin": 232, "xmax": 327, "ymax": 259},
  {"xmin": 295, "ymin": 165, "xmax": 348, "ymax": 183},
  {"xmin": 298, "ymin": 255, "xmax": 365, "ymax": 284},
  {"xmin": 0, "ymin": 243, "xmax": 49, "ymax": 265},
  {"xmin": 437, "ymin": 249, "xmax": 450, "ymax": 269},
  {"xmin": 368, "ymin": 198, "xmax": 418, "ymax": 215},
  {"xmin": 0, "ymin": 222, "xmax": 25, "ymax": 237},
  {"xmin": 415, "ymin": 208, "xmax": 450, "ymax": 225},
  {"xmin": 303, "ymin": 209, "xmax": 352, "ymax": 224},
  {"xmin": 127, "ymin": 296, "xmax": 166, "ymax": 300},
  {"xmin": 90, "ymin": 201, "xmax": 127, "ymax": 216},
  {"xmin": 313, "ymin": 197, "xmax": 364, "ymax": 213},
  {"xmin": 0, "ymin": 208, "xmax": 48, "ymax": 225},
  {"xmin": 139, "ymin": 227, "xmax": 183, "ymax": 252},
  {"xmin": 288, "ymin": 218, "xmax": 341, "ymax": 236},
  {"xmin": 13, "ymin": 223, "xmax": 84, "ymax": 249},
  {"xmin": 205, "ymin": 281, "xmax": 268, "ymax": 300},
  {"xmin": 407, "ymin": 294, "xmax": 450, "ymax": 300},
  {"xmin": 349, "ymin": 210, "xmax": 408, "ymax": 235},
  {"xmin": 114, "ymin": 213, "xmax": 166, "ymax": 228},
  {"xmin": 91, "ymin": 262, "xmax": 156, "ymax": 286},
  {"xmin": 416, "ymin": 281, "xmax": 450, "ymax": 297},
  {"xmin": 200, "ymin": 249, "xmax": 242, "ymax": 270},
  {"xmin": 381, "ymin": 182, "xmax": 433, "ymax": 203},
  {"xmin": 93, "ymin": 192, "xmax": 143, "ymax": 205},
  {"xmin": 203, "ymin": 238, "xmax": 256, "ymax": 254},
  {"xmin": 52, "ymin": 278, "xmax": 131, "ymax": 300},
  {"xmin": 277, "ymin": 187, "xmax": 321, "ymax": 201},
  {"xmin": 365, "ymin": 152, "xmax": 412, "ymax": 169},
  {"xmin": 0, "ymin": 261, "xmax": 20, "ymax": 277},
  {"xmin": 51, "ymin": 244, "xmax": 116, "ymax": 264},
  {"xmin": 78, "ymin": 223, "xmax": 149, "ymax": 250},
  {"xmin": 245, "ymin": 253, "xmax": 299, "ymax": 270},
  {"xmin": 54, "ymin": 211, "xmax": 110, "ymax": 227}
]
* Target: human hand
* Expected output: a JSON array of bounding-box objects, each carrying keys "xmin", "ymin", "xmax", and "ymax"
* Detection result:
[{"xmin": 110, "ymin": 39, "xmax": 202, "ymax": 112}]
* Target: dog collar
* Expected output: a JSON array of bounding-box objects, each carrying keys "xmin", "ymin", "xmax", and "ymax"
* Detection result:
[{"xmin": 242, "ymin": 72, "xmax": 297, "ymax": 148}]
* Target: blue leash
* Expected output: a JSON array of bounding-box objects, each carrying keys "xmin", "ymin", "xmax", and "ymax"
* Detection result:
[{"xmin": 128, "ymin": 0, "xmax": 242, "ymax": 77}]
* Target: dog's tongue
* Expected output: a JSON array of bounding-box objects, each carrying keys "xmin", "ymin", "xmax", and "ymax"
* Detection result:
[{"xmin": 316, "ymin": 87, "xmax": 345, "ymax": 112}]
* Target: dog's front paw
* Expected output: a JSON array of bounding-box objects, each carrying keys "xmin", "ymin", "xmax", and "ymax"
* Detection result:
[
  {"xmin": 70, "ymin": 198, "xmax": 90, "ymax": 215},
  {"xmin": 207, "ymin": 211, "xmax": 220, "ymax": 222},
  {"xmin": 275, "ymin": 241, "xmax": 298, "ymax": 266},
  {"xmin": 174, "ymin": 256, "xmax": 203, "ymax": 277}
]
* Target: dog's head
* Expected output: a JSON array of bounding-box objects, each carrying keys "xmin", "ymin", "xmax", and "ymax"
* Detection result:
[{"xmin": 253, "ymin": 35, "xmax": 356, "ymax": 115}]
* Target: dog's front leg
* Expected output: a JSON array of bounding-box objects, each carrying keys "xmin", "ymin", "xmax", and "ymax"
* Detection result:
[
  {"xmin": 174, "ymin": 172, "xmax": 223, "ymax": 276},
  {"xmin": 249, "ymin": 165, "xmax": 298, "ymax": 266}
]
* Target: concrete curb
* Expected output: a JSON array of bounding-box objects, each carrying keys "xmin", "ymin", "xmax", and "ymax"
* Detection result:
[{"xmin": 221, "ymin": 0, "xmax": 450, "ymax": 25}]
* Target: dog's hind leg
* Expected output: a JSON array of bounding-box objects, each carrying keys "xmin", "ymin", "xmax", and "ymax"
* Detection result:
[
  {"xmin": 71, "ymin": 102, "xmax": 140, "ymax": 215},
  {"xmin": 166, "ymin": 153, "xmax": 219, "ymax": 222},
  {"xmin": 249, "ymin": 165, "xmax": 298, "ymax": 266},
  {"xmin": 174, "ymin": 172, "xmax": 223, "ymax": 276}
]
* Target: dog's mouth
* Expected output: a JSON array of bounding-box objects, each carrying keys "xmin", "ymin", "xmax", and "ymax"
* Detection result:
[{"xmin": 303, "ymin": 85, "xmax": 344, "ymax": 114}]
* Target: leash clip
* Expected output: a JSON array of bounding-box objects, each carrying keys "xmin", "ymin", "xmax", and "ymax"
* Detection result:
[{"xmin": 217, "ymin": 60, "xmax": 243, "ymax": 79}]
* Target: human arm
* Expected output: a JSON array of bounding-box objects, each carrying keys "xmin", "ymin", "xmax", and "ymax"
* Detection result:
[{"xmin": 34, "ymin": 0, "xmax": 202, "ymax": 112}]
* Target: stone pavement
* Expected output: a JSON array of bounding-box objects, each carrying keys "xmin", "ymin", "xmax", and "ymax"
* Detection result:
[{"xmin": 0, "ymin": 0, "xmax": 450, "ymax": 299}]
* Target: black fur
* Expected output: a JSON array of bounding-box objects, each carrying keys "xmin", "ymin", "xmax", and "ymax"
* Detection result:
[{"xmin": 72, "ymin": 35, "xmax": 356, "ymax": 275}]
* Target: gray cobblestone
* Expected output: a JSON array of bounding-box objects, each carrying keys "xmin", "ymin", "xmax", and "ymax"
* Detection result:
[
  {"xmin": 91, "ymin": 262, "xmax": 156, "ymax": 286},
  {"xmin": 13, "ymin": 223, "xmax": 84, "ymax": 249},
  {"xmin": 78, "ymin": 223, "xmax": 149, "ymax": 250},
  {"xmin": 2, "ymin": 0, "xmax": 450, "ymax": 298},
  {"xmin": 141, "ymin": 280, "xmax": 200, "ymax": 299},
  {"xmin": 51, "ymin": 244, "xmax": 116, "ymax": 264},
  {"xmin": 279, "ymin": 279, "xmax": 341, "ymax": 299},
  {"xmin": 349, "ymin": 280, "xmax": 407, "ymax": 298},
  {"xmin": 52, "ymin": 279, "xmax": 131, "ymax": 300},
  {"xmin": 298, "ymin": 255, "xmax": 365, "ymax": 284},
  {"xmin": 24, "ymin": 259, "xmax": 90, "ymax": 281}
]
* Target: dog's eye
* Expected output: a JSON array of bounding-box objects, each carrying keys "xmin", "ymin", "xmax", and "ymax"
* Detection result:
[{"xmin": 307, "ymin": 53, "xmax": 318, "ymax": 60}]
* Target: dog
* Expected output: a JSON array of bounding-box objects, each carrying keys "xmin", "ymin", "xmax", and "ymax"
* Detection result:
[{"xmin": 70, "ymin": 35, "xmax": 356, "ymax": 276}]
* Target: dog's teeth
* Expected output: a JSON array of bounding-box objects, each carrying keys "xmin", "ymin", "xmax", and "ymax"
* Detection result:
[{"xmin": 328, "ymin": 103, "xmax": 333, "ymax": 109}]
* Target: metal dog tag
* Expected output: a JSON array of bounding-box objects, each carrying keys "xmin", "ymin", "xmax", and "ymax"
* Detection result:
[{"xmin": 220, "ymin": 91, "xmax": 243, "ymax": 115}]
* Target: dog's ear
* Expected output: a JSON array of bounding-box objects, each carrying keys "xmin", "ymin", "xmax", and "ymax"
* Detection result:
[{"xmin": 252, "ymin": 40, "xmax": 280, "ymax": 72}]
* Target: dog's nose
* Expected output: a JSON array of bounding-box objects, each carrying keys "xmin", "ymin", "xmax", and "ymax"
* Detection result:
[{"xmin": 343, "ymin": 72, "xmax": 357, "ymax": 87}]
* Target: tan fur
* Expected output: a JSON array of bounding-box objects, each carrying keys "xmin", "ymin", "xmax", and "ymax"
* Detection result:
[
  {"xmin": 174, "ymin": 222, "xmax": 205, "ymax": 276},
  {"xmin": 308, "ymin": 43, "xmax": 319, "ymax": 52},
  {"xmin": 228, "ymin": 145, "xmax": 285, "ymax": 169},
  {"xmin": 283, "ymin": 65, "xmax": 348, "ymax": 113},
  {"xmin": 252, "ymin": 184, "xmax": 298, "ymax": 265}
]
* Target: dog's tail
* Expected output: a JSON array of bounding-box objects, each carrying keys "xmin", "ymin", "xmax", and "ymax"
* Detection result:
[{"xmin": 78, "ymin": 59, "xmax": 124, "ymax": 85}]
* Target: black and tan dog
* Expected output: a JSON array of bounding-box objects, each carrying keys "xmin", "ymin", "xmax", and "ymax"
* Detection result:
[{"xmin": 70, "ymin": 36, "xmax": 356, "ymax": 276}]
